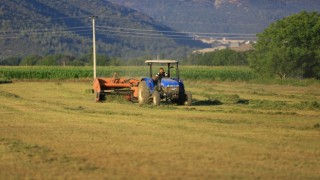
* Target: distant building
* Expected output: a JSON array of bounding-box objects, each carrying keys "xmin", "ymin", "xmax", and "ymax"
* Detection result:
[
  {"xmin": 230, "ymin": 43, "xmax": 254, "ymax": 52},
  {"xmin": 192, "ymin": 46, "xmax": 227, "ymax": 54},
  {"xmin": 193, "ymin": 42, "xmax": 254, "ymax": 54},
  {"xmin": 230, "ymin": 42, "xmax": 240, "ymax": 48}
]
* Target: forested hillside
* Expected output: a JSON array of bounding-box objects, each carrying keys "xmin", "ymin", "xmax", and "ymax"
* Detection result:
[
  {"xmin": 111, "ymin": 0, "xmax": 320, "ymax": 35},
  {"xmin": 0, "ymin": 0, "xmax": 207, "ymax": 60}
]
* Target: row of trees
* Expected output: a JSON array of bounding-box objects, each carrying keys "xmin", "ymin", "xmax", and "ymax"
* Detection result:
[
  {"xmin": 0, "ymin": 54, "xmax": 168, "ymax": 66},
  {"xmin": 0, "ymin": 54, "xmax": 121, "ymax": 66},
  {"xmin": 0, "ymin": 49, "xmax": 250, "ymax": 67},
  {"xmin": 249, "ymin": 11, "xmax": 320, "ymax": 79},
  {"xmin": 186, "ymin": 49, "xmax": 250, "ymax": 66}
]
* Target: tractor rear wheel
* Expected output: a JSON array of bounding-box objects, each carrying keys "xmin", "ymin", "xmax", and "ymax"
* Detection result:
[
  {"xmin": 177, "ymin": 92, "xmax": 185, "ymax": 105},
  {"xmin": 138, "ymin": 81, "xmax": 150, "ymax": 105},
  {"xmin": 184, "ymin": 91, "xmax": 192, "ymax": 106},
  {"xmin": 152, "ymin": 91, "xmax": 160, "ymax": 106}
]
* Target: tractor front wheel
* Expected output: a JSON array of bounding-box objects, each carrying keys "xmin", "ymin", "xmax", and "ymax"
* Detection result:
[
  {"xmin": 138, "ymin": 81, "xmax": 150, "ymax": 105},
  {"xmin": 152, "ymin": 91, "xmax": 160, "ymax": 106}
]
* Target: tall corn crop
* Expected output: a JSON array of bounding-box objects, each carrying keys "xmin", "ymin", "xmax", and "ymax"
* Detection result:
[
  {"xmin": 181, "ymin": 66, "xmax": 256, "ymax": 81},
  {"xmin": 0, "ymin": 67, "xmax": 92, "ymax": 80},
  {"xmin": 0, "ymin": 66, "xmax": 256, "ymax": 81}
]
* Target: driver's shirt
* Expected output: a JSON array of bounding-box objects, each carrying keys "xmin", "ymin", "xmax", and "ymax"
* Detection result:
[{"xmin": 156, "ymin": 72, "xmax": 168, "ymax": 79}]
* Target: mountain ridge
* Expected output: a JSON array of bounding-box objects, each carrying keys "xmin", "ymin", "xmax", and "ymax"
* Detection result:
[
  {"xmin": 109, "ymin": 0, "xmax": 320, "ymax": 34},
  {"xmin": 0, "ymin": 0, "xmax": 207, "ymax": 59}
]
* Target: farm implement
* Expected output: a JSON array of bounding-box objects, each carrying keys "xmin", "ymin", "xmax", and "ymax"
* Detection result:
[
  {"xmin": 93, "ymin": 73, "xmax": 140, "ymax": 102},
  {"xmin": 93, "ymin": 60, "xmax": 192, "ymax": 106}
]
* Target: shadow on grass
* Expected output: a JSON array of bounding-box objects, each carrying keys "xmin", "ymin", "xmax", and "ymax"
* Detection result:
[
  {"xmin": 0, "ymin": 80, "xmax": 12, "ymax": 84},
  {"xmin": 237, "ymin": 99, "xmax": 249, "ymax": 104},
  {"xmin": 192, "ymin": 98, "xmax": 249, "ymax": 106},
  {"xmin": 192, "ymin": 99, "xmax": 223, "ymax": 106}
]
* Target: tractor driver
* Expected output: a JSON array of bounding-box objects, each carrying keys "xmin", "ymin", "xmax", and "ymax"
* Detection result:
[
  {"xmin": 154, "ymin": 67, "xmax": 168, "ymax": 83},
  {"xmin": 155, "ymin": 67, "xmax": 168, "ymax": 79}
]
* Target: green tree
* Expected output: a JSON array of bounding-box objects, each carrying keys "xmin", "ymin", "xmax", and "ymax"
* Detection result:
[
  {"xmin": 96, "ymin": 54, "xmax": 110, "ymax": 66},
  {"xmin": 249, "ymin": 11, "xmax": 320, "ymax": 79},
  {"xmin": 36, "ymin": 55, "xmax": 57, "ymax": 66},
  {"xmin": 20, "ymin": 55, "xmax": 42, "ymax": 66},
  {"xmin": 187, "ymin": 49, "xmax": 249, "ymax": 66},
  {"xmin": 85, "ymin": 54, "xmax": 112, "ymax": 66},
  {"xmin": 109, "ymin": 57, "xmax": 122, "ymax": 66},
  {"xmin": 0, "ymin": 57, "xmax": 21, "ymax": 66}
]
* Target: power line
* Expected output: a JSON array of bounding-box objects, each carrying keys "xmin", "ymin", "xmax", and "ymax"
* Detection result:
[
  {"xmin": 0, "ymin": 13, "xmax": 270, "ymax": 29},
  {"xmin": 0, "ymin": 29, "xmax": 93, "ymax": 39},
  {"xmin": 0, "ymin": 24, "xmax": 256, "ymax": 38},
  {"xmin": 98, "ymin": 33, "xmax": 257, "ymax": 41},
  {"xmin": 96, "ymin": 14, "xmax": 272, "ymax": 26},
  {"xmin": 0, "ymin": 15, "xmax": 90, "ymax": 23},
  {"xmin": 97, "ymin": 26, "xmax": 257, "ymax": 36},
  {"xmin": 0, "ymin": 26, "xmax": 91, "ymax": 34},
  {"xmin": 0, "ymin": 21, "xmax": 257, "ymax": 41},
  {"xmin": 96, "ymin": 29, "xmax": 256, "ymax": 40}
]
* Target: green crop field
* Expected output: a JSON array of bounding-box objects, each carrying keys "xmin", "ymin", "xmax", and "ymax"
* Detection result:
[
  {"xmin": 0, "ymin": 66, "xmax": 256, "ymax": 81},
  {"xmin": 1, "ymin": 77, "xmax": 319, "ymax": 179}
]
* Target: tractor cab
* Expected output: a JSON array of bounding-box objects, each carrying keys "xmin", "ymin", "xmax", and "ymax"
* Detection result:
[
  {"xmin": 145, "ymin": 60, "xmax": 180, "ymax": 80},
  {"xmin": 146, "ymin": 60, "xmax": 180, "ymax": 89}
]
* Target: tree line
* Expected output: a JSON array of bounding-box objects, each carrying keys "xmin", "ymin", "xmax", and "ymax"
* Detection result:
[
  {"xmin": 0, "ymin": 49, "xmax": 251, "ymax": 67},
  {"xmin": 0, "ymin": 54, "xmax": 121, "ymax": 66},
  {"xmin": 249, "ymin": 11, "xmax": 320, "ymax": 79},
  {"xmin": 186, "ymin": 49, "xmax": 250, "ymax": 66}
]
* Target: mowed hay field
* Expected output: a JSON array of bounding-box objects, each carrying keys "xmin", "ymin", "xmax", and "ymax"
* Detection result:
[{"xmin": 0, "ymin": 80, "xmax": 320, "ymax": 179}]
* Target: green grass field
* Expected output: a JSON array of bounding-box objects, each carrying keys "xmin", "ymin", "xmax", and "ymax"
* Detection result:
[{"xmin": 0, "ymin": 79, "xmax": 319, "ymax": 179}]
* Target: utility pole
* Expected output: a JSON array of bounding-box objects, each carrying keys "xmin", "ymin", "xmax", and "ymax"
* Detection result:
[{"xmin": 90, "ymin": 16, "xmax": 97, "ymax": 79}]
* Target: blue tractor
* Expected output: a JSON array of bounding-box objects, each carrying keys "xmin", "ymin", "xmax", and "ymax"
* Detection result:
[{"xmin": 138, "ymin": 60, "xmax": 192, "ymax": 106}]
